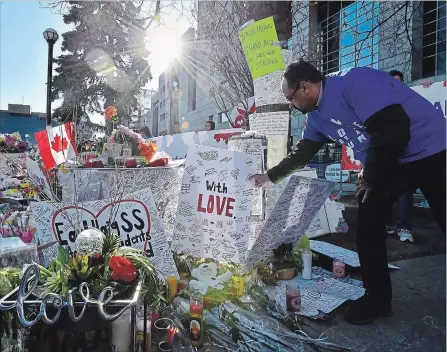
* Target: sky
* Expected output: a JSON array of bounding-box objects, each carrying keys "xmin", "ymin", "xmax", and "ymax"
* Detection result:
[{"xmin": 0, "ymin": 1, "xmax": 192, "ymax": 123}]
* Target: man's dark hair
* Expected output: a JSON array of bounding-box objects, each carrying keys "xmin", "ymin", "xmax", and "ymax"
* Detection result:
[
  {"xmin": 389, "ymin": 70, "xmax": 404, "ymax": 81},
  {"xmin": 283, "ymin": 59, "xmax": 323, "ymax": 89},
  {"xmin": 205, "ymin": 120, "xmax": 215, "ymax": 130}
]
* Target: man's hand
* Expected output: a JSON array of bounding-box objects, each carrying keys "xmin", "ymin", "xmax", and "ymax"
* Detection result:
[
  {"xmin": 356, "ymin": 169, "xmax": 373, "ymax": 203},
  {"xmin": 249, "ymin": 173, "xmax": 271, "ymax": 188}
]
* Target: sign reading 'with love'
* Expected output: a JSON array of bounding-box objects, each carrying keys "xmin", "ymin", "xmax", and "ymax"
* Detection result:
[{"xmin": 30, "ymin": 187, "xmax": 178, "ymax": 278}]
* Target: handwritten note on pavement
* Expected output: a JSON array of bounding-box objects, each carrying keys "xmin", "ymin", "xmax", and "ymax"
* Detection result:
[
  {"xmin": 310, "ymin": 240, "xmax": 400, "ymax": 269},
  {"xmin": 246, "ymin": 176, "xmax": 335, "ymax": 269}
]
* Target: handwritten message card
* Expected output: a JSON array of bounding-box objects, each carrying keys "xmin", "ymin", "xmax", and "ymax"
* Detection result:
[
  {"xmin": 246, "ymin": 176, "xmax": 335, "ymax": 269},
  {"xmin": 250, "ymin": 111, "xmax": 289, "ymax": 137},
  {"xmin": 30, "ymin": 187, "xmax": 178, "ymax": 278},
  {"xmin": 239, "ymin": 17, "xmax": 285, "ymax": 79},
  {"xmin": 228, "ymin": 136, "xmax": 265, "ymax": 217},
  {"xmin": 171, "ymin": 145, "xmax": 257, "ymax": 263}
]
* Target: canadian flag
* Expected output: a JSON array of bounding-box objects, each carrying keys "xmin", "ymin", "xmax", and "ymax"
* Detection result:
[{"xmin": 34, "ymin": 122, "xmax": 78, "ymax": 170}]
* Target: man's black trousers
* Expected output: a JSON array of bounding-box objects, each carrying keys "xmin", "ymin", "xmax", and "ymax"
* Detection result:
[{"xmin": 356, "ymin": 150, "xmax": 446, "ymax": 304}]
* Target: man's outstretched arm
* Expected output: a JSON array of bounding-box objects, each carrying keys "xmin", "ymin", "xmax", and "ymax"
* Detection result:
[{"xmin": 250, "ymin": 138, "xmax": 324, "ymax": 187}]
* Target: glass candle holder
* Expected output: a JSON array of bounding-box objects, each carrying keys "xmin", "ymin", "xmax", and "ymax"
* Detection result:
[
  {"xmin": 285, "ymin": 284, "xmax": 301, "ymax": 312},
  {"xmin": 111, "ymin": 309, "xmax": 131, "ymax": 352},
  {"xmin": 153, "ymin": 318, "xmax": 174, "ymax": 351},
  {"xmin": 189, "ymin": 292, "xmax": 203, "ymax": 316},
  {"xmin": 333, "ymin": 256, "xmax": 346, "ymax": 278},
  {"xmin": 136, "ymin": 304, "xmax": 151, "ymax": 352}
]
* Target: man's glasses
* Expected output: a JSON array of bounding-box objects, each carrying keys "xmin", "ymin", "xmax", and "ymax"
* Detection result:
[{"xmin": 286, "ymin": 84, "xmax": 301, "ymax": 102}]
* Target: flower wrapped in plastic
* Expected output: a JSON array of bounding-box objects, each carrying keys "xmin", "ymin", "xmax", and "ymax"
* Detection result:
[
  {"xmin": 139, "ymin": 140, "xmax": 158, "ymax": 163},
  {"xmin": 105, "ymin": 106, "xmax": 119, "ymax": 123}
]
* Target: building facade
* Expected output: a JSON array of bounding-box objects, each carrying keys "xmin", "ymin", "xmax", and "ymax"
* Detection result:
[
  {"xmin": 0, "ymin": 104, "xmax": 46, "ymax": 144},
  {"xmin": 290, "ymin": 0, "xmax": 446, "ymax": 145}
]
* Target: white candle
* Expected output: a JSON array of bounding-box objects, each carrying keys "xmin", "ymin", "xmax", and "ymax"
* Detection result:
[
  {"xmin": 301, "ymin": 249, "xmax": 312, "ymax": 280},
  {"xmin": 111, "ymin": 310, "xmax": 131, "ymax": 352}
]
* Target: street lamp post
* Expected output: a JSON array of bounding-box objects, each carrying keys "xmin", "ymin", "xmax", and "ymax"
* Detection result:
[{"xmin": 43, "ymin": 28, "xmax": 59, "ymax": 127}]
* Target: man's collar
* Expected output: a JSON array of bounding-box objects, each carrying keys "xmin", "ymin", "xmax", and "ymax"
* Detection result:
[{"xmin": 316, "ymin": 81, "xmax": 323, "ymax": 107}]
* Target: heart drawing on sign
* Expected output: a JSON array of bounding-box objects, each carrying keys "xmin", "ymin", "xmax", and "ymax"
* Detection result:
[{"xmin": 51, "ymin": 200, "xmax": 152, "ymax": 254}]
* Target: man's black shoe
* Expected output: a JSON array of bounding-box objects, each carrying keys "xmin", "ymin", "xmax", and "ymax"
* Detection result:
[{"xmin": 345, "ymin": 294, "xmax": 394, "ymax": 325}]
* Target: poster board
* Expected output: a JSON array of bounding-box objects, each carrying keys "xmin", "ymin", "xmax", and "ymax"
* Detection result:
[
  {"xmin": 25, "ymin": 157, "xmax": 54, "ymax": 200},
  {"xmin": 171, "ymin": 145, "xmax": 257, "ymax": 263},
  {"xmin": 227, "ymin": 136, "xmax": 266, "ymax": 217},
  {"xmin": 58, "ymin": 166, "xmax": 184, "ymax": 242},
  {"xmin": 31, "ymin": 187, "xmax": 178, "ymax": 278},
  {"xmin": 246, "ymin": 176, "xmax": 335, "ymax": 269}
]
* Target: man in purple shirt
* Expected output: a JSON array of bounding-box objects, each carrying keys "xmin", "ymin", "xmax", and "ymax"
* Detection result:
[{"xmin": 250, "ymin": 60, "xmax": 446, "ymax": 325}]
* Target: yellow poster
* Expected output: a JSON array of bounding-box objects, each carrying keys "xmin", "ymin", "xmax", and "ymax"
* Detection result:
[{"xmin": 239, "ymin": 17, "xmax": 285, "ymax": 79}]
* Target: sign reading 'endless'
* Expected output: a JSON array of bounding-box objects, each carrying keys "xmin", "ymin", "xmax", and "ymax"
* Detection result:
[{"xmin": 30, "ymin": 187, "xmax": 179, "ymax": 278}]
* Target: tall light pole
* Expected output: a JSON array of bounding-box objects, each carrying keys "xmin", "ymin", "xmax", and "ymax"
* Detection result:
[{"xmin": 43, "ymin": 28, "xmax": 59, "ymax": 127}]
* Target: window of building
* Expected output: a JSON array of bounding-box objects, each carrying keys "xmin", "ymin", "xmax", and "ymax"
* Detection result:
[
  {"xmin": 160, "ymin": 113, "xmax": 166, "ymax": 121},
  {"xmin": 218, "ymin": 111, "xmax": 229, "ymax": 124},
  {"xmin": 422, "ymin": 1, "xmax": 446, "ymax": 78},
  {"xmin": 208, "ymin": 115, "xmax": 214, "ymax": 121},
  {"xmin": 339, "ymin": 2, "xmax": 379, "ymax": 70}
]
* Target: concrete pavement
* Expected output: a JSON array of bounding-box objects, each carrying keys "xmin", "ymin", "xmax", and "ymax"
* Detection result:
[{"xmin": 304, "ymin": 254, "xmax": 446, "ymax": 352}]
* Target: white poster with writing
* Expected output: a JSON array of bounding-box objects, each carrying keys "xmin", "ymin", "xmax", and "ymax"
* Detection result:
[
  {"xmin": 25, "ymin": 157, "xmax": 54, "ymax": 200},
  {"xmin": 59, "ymin": 166, "xmax": 184, "ymax": 241},
  {"xmin": 149, "ymin": 128, "xmax": 244, "ymax": 160},
  {"xmin": 30, "ymin": 187, "xmax": 178, "ymax": 278},
  {"xmin": 227, "ymin": 136, "xmax": 265, "ymax": 217},
  {"xmin": 171, "ymin": 145, "xmax": 257, "ymax": 263},
  {"xmin": 250, "ymin": 111, "xmax": 289, "ymax": 137},
  {"xmin": 246, "ymin": 176, "xmax": 334, "ymax": 269}
]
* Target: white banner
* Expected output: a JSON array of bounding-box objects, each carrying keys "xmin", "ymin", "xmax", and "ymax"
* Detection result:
[
  {"xmin": 411, "ymin": 80, "xmax": 446, "ymax": 117},
  {"xmin": 171, "ymin": 145, "xmax": 257, "ymax": 263},
  {"xmin": 30, "ymin": 187, "xmax": 178, "ymax": 278},
  {"xmin": 149, "ymin": 128, "xmax": 244, "ymax": 160}
]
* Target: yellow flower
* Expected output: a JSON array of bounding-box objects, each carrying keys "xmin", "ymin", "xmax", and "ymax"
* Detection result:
[
  {"xmin": 231, "ymin": 276, "xmax": 245, "ymax": 297},
  {"xmin": 20, "ymin": 182, "xmax": 30, "ymax": 189},
  {"xmin": 59, "ymin": 164, "xmax": 69, "ymax": 174}
]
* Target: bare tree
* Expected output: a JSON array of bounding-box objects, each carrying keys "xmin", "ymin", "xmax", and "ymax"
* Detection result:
[{"xmin": 186, "ymin": 1, "xmax": 253, "ymax": 125}]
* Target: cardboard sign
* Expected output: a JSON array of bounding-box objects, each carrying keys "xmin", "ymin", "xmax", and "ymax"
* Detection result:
[
  {"xmin": 246, "ymin": 176, "xmax": 335, "ymax": 269},
  {"xmin": 324, "ymin": 163, "xmax": 350, "ymax": 182},
  {"xmin": 25, "ymin": 157, "xmax": 54, "ymax": 200},
  {"xmin": 171, "ymin": 145, "xmax": 257, "ymax": 263},
  {"xmin": 239, "ymin": 17, "xmax": 285, "ymax": 79},
  {"xmin": 30, "ymin": 187, "xmax": 178, "ymax": 278}
]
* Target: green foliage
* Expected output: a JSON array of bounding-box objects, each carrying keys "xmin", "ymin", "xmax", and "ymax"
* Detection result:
[
  {"xmin": 297, "ymin": 234, "xmax": 310, "ymax": 250},
  {"xmin": 51, "ymin": 1, "xmax": 152, "ymax": 123}
]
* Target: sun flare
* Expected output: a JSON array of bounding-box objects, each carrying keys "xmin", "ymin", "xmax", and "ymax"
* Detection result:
[{"xmin": 145, "ymin": 27, "xmax": 183, "ymax": 72}]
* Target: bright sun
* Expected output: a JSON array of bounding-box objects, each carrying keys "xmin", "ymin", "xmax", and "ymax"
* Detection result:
[{"xmin": 145, "ymin": 27, "xmax": 183, "ymax": 72}]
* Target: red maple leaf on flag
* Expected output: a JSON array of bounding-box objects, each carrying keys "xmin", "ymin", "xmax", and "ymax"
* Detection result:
[
  {"xmin": 51, "ymin": 134, "xmax": 68, "ymax": 153},
  {"xmin": 233, "ymin": 102, "xmax": 256, "ymax": 128}
]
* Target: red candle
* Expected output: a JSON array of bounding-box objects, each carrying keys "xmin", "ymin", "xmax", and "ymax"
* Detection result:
[
  {"xmin": 190, "ymin": 303, "xmax": 203, "ymax": 315},
  {"xmin": 168, "ymin": 326, "xmax": 176, "ymax": 345}
]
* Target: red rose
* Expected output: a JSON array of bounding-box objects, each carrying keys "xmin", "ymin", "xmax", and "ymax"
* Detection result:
[{"xmin": 109, "ymin": 256, "xmax": 138, "ymax": 283}]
